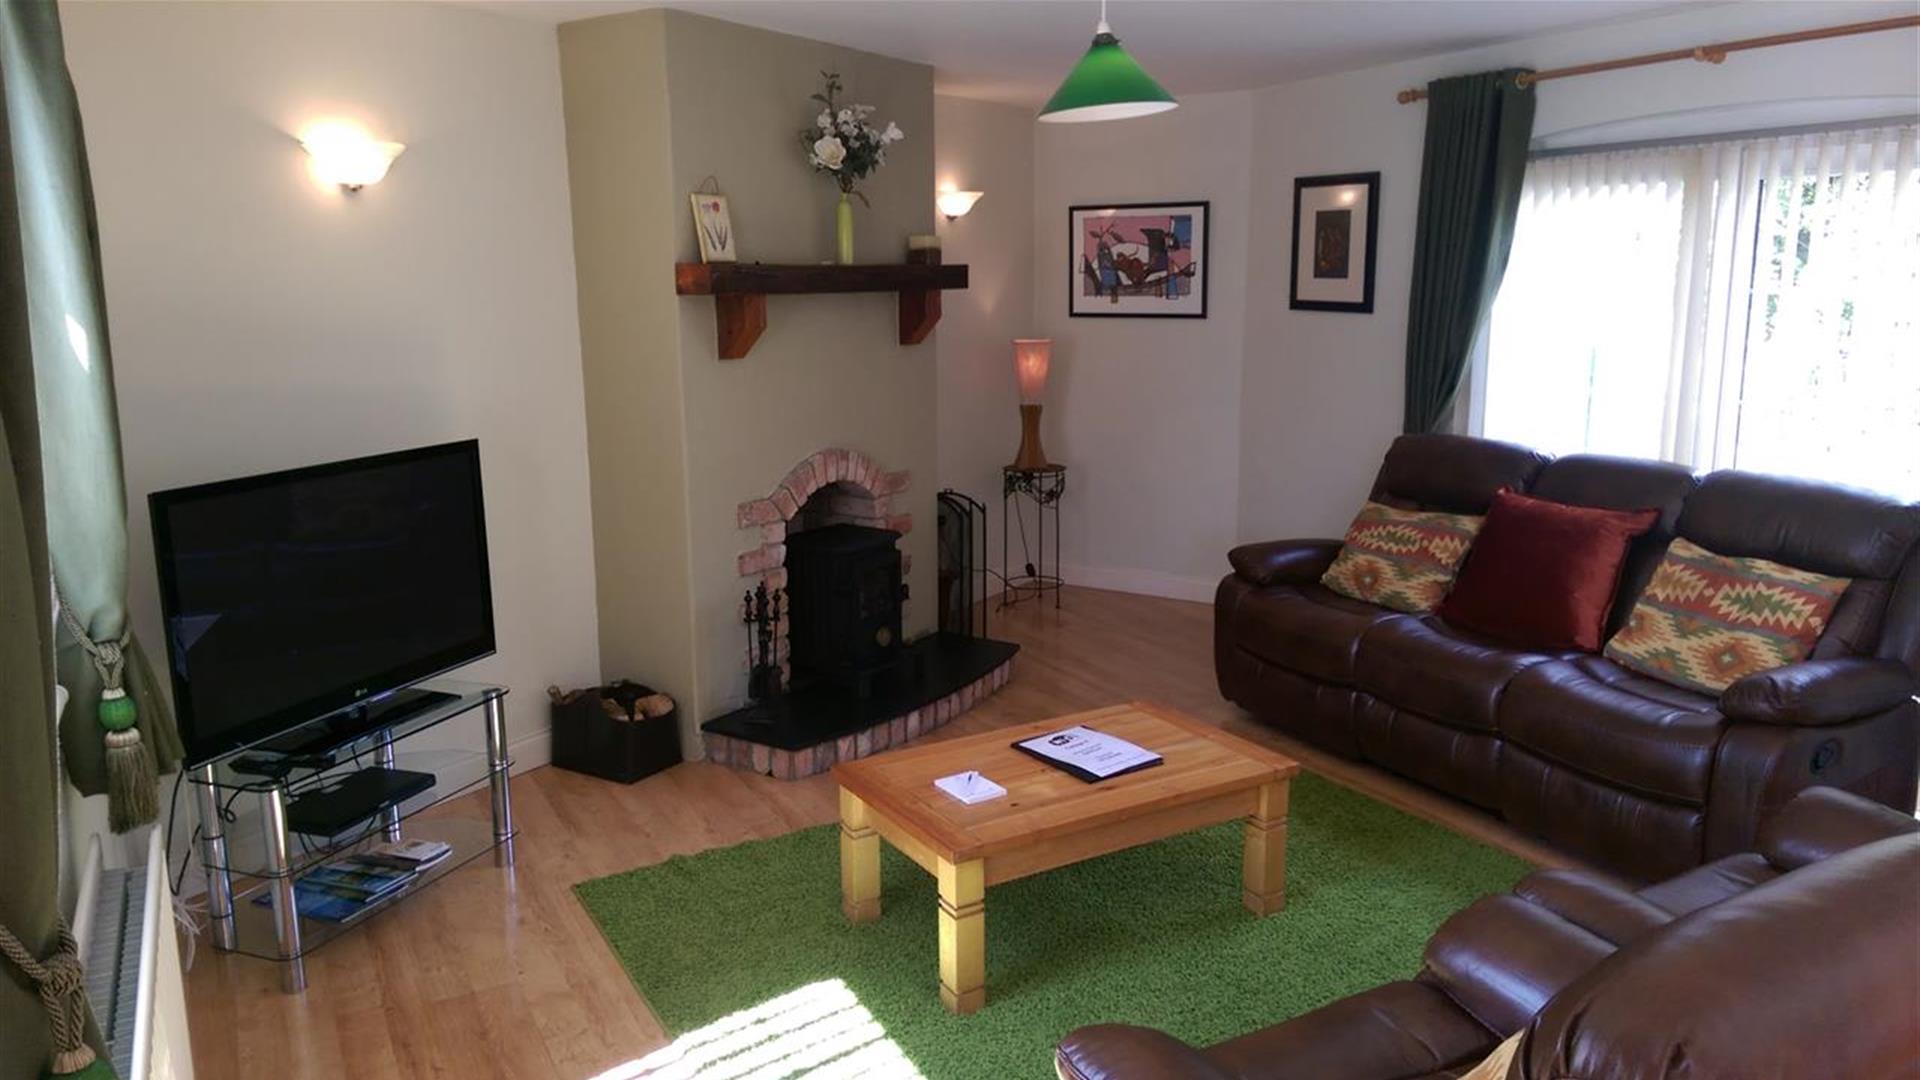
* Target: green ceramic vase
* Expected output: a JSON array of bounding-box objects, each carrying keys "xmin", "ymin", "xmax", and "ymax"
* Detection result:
[{"xmin": 836, "ymin": 192, "xmax": 854, "ymax": 265}]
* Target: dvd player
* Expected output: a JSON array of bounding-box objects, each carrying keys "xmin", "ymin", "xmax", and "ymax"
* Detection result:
[{"xmin": 285, "ymin": 767, "xmax": 435, "ymax": 839}]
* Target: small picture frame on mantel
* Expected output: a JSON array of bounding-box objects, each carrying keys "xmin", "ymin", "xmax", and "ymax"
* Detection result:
[
  {"xmin": 690, "ymin": 191, "xmax": 736, "ymax": 263},
  {"xmin": 1289, "ymin": 172, "xmax": 1379, "ymax": 313}
]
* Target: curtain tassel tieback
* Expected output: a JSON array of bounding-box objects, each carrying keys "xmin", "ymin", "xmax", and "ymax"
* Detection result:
[
  {"xmin": 54, "ymin": 583, "xmax": 158, "ymax": 832},
  {"xmin": 0, "ymin": 921, "xmax": 115, "ymax": 1079}
]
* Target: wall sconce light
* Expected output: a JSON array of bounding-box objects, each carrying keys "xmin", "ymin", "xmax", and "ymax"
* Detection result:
[
  {"xmin": 299, "ymin": 120, "xmax": 405, "ymax": 191},
  {"xmin": 937, "ymin": 189, "xmax": 984, "ymax": 221}
]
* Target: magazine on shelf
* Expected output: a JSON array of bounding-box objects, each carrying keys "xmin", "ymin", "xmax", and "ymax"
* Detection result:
[
  {"xmin": 252, "ymin": 855, "xmax": 421, "ymax": 923},
  {"xmin": 1012, "ymin": 725, "xmax": 1163, "ymax": 783}
]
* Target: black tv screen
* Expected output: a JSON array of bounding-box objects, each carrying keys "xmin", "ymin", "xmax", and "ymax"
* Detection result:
[{"xmin": 150, "ymin": 440, "xmax": 495, "ymax": 766}]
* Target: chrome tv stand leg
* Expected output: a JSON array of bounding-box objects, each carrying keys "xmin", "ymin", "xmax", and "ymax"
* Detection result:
[
  {"xmin": 260, "ymin": 785, "xmax": 307, "ymax": 993},
  {"xmin": 375, "ymin": 728, "xmax": 402, "ymax": 842},
  {"xmin": 193, "ymin": 765, "xmax": 236, "ymax": 950},
  {"xmin": 485, "ymin": 694, "xmax": 516, "ymax": 868}
]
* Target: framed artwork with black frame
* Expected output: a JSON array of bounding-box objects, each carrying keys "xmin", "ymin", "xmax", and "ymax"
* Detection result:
[
  {"xmin": 1290, "ymin": 172, "xmax": 1379, "ymax": 313},
  {"xmin": 1068, "ymin": 200, "xmax": 1209, "ymax": 318}
]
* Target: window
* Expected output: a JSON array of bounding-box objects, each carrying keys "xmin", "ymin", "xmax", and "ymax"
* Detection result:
[{"xmin": 1481, "ymin": 123, "xmax": 1920, "ymax": 498}]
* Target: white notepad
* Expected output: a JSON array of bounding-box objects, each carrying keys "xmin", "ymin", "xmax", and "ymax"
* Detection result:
[{"xmin": 934, "ymin": 770, "xmax": 1007, "ymax": 805}]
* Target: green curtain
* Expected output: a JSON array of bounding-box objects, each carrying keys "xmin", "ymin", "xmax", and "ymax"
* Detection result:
[
  {"xmin": 1401, "ymin": 68, "xmax": 1536, "ymax": 434},
  {"xmin": 0, "ymin": 0, "xmax": 180, "ymax": 832},
  {"xmin": 0, "ymin": 6, "xmax": 108, "ymax": 1072}
]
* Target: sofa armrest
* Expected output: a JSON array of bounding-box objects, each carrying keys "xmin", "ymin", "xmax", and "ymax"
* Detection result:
[
  {"xmin": 1757, "ymin": 786, "xmax": 1920, "ymax": 870},
  {"xmin": 1719, "ymin": 657, "xmax": 1917, "ymax": 727},
  {"xmin": 1228, "ymin": 539, "xmax": 1343, "ymax": 587},
  {"xmin": 1055, "ymin": 1026, "xmax": 1230, "ymax": 1080}
]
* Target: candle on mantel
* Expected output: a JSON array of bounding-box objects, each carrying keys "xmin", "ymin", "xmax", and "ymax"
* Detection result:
[{"xmin": 907, "ymin": 233, "xmax": 942, "ymax": 265}]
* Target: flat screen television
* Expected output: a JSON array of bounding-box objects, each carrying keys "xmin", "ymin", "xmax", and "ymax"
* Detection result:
[{"xmin": 150, "ymin": 439, "xmax": 495, "ymax": 766}]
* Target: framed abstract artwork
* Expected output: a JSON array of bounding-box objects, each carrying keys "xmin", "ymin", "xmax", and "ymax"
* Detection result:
[
  {"xmin": 1289, "ymin": 172, "xmax": 1379, "ymax": 313},
  {"xmin": 1068, "ymin": 201, "xmax": 1208, "ymax": 318}
]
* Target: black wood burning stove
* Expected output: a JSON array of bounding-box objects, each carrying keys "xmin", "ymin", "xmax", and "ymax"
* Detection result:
[{"xmin": 784, "ymin": 523, "xmax": 903, "ymax": 693}]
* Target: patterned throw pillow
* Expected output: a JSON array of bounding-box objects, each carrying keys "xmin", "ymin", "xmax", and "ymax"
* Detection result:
[
  {"xmin": 1602, "ymin": 538, "xmax": 1851, "ymax": 695},
  {"xmin": 1319, "ymin": 501, "xmax": 1484, "ymax": 613}
]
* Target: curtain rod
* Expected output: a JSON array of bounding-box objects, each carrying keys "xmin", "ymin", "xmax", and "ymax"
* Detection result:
[{"xmin": 1395, "ymin": 15, "xmax": 1920, "ymax": 104}]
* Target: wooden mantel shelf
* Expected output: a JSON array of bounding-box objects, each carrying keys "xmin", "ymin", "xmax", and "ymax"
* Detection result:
[{"xmin": 675, "ymin": 262, "xmax": 970, "ymax": 359}]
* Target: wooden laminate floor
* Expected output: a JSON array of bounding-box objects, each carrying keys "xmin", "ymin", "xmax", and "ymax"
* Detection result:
[{"xmin": 181, "ymin": 585, "xmax": 1582, "ymax": 1080}]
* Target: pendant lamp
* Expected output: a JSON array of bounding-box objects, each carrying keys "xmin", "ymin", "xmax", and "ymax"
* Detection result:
[{"xmin": 1039, "ymin": 0, "xmax": 1177, "ymax": 123}]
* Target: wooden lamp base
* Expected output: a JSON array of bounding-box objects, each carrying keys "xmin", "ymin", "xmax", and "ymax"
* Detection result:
[{"xmin": 1012, "ymin": 404, "xmax": 1049, "ymax": 470}]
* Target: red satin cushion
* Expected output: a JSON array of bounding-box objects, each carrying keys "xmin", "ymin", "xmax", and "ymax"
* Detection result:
[{"xmin": 1439, "ymin": 489, "xmax": 1660, "ymax": 652}]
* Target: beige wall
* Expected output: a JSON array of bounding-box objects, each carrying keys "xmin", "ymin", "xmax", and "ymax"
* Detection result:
[
  {"xmin": 558, "ymin": 10, "xmax": 700, "ymax": 739},
  {"xmin": 1031, "ymin": 91, "xmax": 1254, "ymax": 601},
  {"xmin": 562, "ymin": 10, "xmax": 938, "ymax": 744},
  {"xmin": 933, "ymin": 95, "xmax": 1037, "ymax": 586},
  {"xmin": 62, "ymin": 0, "xmax": 599, "ymax": 776}
]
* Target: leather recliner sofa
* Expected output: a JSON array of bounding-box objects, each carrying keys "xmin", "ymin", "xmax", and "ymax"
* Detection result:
[
  {"xmin": 1056, "ymin": 786, "xmax": 1920, "ymax": 1079},
  {"xmin": 1216, "ymin": 434, "xmax": 1920, "ymax": 880}
]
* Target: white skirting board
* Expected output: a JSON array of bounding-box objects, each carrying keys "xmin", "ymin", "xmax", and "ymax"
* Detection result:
[{"xmin": 1058, "ymin": 563, "xmax": 1218, "ymax": 604}]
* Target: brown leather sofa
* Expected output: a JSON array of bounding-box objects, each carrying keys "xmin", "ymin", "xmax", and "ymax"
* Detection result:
[
  {"xmin": 1216, "ymin": 434, "xmax": 1920, "ymax": 880},
  {"xmin": 1056, "ymin": 787, "xmax": 1920, "ymax": 1079}
]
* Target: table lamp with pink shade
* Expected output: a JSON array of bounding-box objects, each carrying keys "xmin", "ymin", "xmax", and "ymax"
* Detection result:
[{"xmin": 1012, "ymin": 338, "xmax": 1054, "ymax": 470}]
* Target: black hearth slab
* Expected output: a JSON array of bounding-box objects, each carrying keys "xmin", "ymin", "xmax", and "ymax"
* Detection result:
[{"xmin": 702, "ymin": 632, "xmax": 1019, "ymax": 750}]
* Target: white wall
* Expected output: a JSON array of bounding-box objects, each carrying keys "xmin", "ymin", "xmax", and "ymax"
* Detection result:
[
  {"xmin": 1238, "ymin": 1, "xmax": 1920, "ymax": 543},
  {"xmin": 60, "ymin": 0, "xmax": 598, "ymax": 796},
  {"xmin": 934, "ymin": 95, "xmax": 1036, "ymax": 589},
  {"xmin": 1031, "ymin": 91, "xmax": 1253, "ymax": 601}
]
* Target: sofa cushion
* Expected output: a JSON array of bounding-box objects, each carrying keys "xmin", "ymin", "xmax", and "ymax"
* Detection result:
[
  {"xmin": 1438, "ymin": 489, "xmax": 1659, "ymax": 651},
  {"xmin": 1634, "ymin": 852, "xmax": 1779, "ymax": 917},
  {"xmin": 1355, "ymin": 617, "xmax": 1560, "ymax": 733},
  {"xmin": 1603, "ymin": 538, "xmax": 1850, "ymax": 694},
  {"xmin": 1321, "ymin": 502, "xmax": 1483, "ymax": 614},
  {"xmin": 1501, "ymin": 656, "xmax": 1725, "ymax": 805},
  {"xmin": 1531, "ymin": 454, "xmax": 1698, "ymax": 637},
  {"xmin": 1678, "ymin": 470, "xmax": 1920, "ymax": 581},
  {"xmin": 1232, "ymin": 582, "xmax": 1406, "ymax": 686},
  {"xmin": 1369, "ymin": 433, "xmax": 1550, "ymax": 514},
  {"xmin": 1511, "ymin": 869, "xmax": 1675, "ymax": 947},
  {"xmin": 1499, "ymin": 745, "xmax": 1708, "ymax": 883}
]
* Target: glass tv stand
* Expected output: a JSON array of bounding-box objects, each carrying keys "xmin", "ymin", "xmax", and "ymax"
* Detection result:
[{"xmin": 188, "ymin": 679, "xmax": 515, "ymax": 993}]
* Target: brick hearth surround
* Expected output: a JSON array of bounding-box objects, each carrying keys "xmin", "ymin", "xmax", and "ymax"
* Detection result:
[
  {"xmin": 736, "ymin": 448, "xmax": 916, "ymax": 672},
  {"xmin": 720, "ymin": 447, "xmax": 1014, "ymax": 778},
  {"xmin": 703, "ymin": 660, "xmax": 1014, "ymax": 779}
]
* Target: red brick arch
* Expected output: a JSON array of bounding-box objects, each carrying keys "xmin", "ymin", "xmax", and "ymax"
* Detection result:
[{"xmin": 735, "ymin": 448, "xmax": 912, "ymax": 583}]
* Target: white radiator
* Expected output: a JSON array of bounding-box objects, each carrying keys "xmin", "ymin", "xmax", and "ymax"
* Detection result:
[{"xmin": 71, "ymin": 827, "xmax": 194, "ymax": 1080}]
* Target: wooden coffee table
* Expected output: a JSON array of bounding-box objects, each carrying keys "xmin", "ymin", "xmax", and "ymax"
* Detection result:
[{"xmin": 831, "ymin": 701, "xmax": 1300, "ymax": 1014}]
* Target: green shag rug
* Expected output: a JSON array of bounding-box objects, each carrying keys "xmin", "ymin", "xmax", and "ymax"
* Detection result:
[{"xmin": 575, "ymin": 773, "xmax": 1527, "ymax": 1079}]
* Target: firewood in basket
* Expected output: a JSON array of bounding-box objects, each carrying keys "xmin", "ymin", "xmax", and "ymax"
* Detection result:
[
  {"xmin": 637, "ymin": 693, "xmax": 675, "ymax": 719},
  {"xmin": 601, "ymin": 696, "xmax": 634, "ymax": 722}
]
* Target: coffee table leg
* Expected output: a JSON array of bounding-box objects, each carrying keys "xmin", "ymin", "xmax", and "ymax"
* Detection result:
[
  {"xmin": 1242, "ymin": 780, "xmax": 1290, "ymax": 916},
  {"xmin": 937, "ymin": 857, "xmax": 986, "ymax": 1015},
  {"xmin": 840, "ymin": 790, "xmax": 882, "ymax": 923}
]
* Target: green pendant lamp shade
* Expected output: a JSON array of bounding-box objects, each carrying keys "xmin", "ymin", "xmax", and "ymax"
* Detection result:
[{"xmin": 1039, "ymin": 17, "xmax": 1177, "ymax": 123}]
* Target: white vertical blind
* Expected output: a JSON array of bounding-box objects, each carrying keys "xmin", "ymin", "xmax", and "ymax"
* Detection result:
[{"xmin": 1483, "ymin": 123, "xmax": 1920, "ymax": 498}]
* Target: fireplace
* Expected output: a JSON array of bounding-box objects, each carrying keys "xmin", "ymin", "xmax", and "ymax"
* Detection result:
[
  {"xmin": 706, "ymin": 447, "xmax": 1018, "ymax": 778},
  {"xmin": 785, "ymin": 522, "xmax": 903, "ymax": 693}
]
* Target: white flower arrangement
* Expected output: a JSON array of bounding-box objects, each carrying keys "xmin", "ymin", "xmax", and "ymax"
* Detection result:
[{"xmin": 799, "ymin": 71, "xmax": 903, "ymax": 204}]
